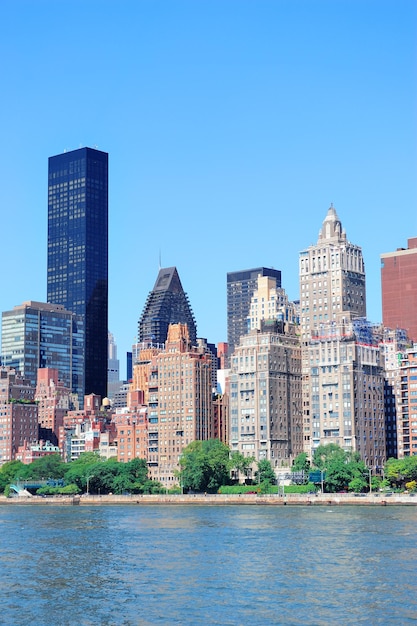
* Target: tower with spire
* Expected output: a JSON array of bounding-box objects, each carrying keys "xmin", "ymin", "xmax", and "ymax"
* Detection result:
[
  {"xmin": 299, "ymin": 206, "xmax": 375, "ymax": 461},
  {"xmin": 299, "ymin": 204, "xmax": 366, "ymax": 342}
]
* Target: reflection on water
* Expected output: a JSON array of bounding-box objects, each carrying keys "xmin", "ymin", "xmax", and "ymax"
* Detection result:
[{"xmin": 0, "ymin": 505, "xmax": 415, "ymax": 625}]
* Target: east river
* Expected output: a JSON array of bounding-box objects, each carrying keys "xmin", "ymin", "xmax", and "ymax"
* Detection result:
[{"xmin": 0, "ymin": 504, "xmax": 415, "ymax": 625}]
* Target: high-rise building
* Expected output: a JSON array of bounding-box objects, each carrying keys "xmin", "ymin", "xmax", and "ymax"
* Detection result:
[
  {"xmin": 397, "ymin": 344, "xmax": 417, "ymax": 457},
  {"xmin": 381, "ymin": 238, "xmax": 417, "ymax": 343},
  {"xmin": 229, "ymin": 322, "xmax": 303, "ymax": 469},
  {"xmin": 47, "ymin": 147, "xmax": 108, "ymax": 401},
  {"xmin": 107, "ymin": 332, "xmax": 120, "ymax": 399},
  {"xmin": 1, "ymin": 301, "xmax": 84, "ymax": 404},
  {"xmin": 382, "ymin": 327, "xmax": 410, "ymax": 459},
  {"xmin": 229, "ymin": 275, "xmax": 302, "ymax": 469},
  {"xmin": 138, "ymin": 267, "xmax": 196, "ymax": 346},
  {"xmin": 299, "ymin": 206, "xmax": 367, "ymax": 455},
  {"xmin": 248, "ymin": 275, "xmax": 299, "ymax": 332},
  {"xmin": 299, "ymin": 205, "xmax": 366, "ymax": 341},
  {"xmin": 307, "ymin": 317, "xmax": 386, "ymax": 469},
  {"xmin": 150, "ymin": 323, "xmax": 214, "ymax": 486},
  {"xmin": 227, "ymin": 267, "xmax": 282, "ymax": 361},
  {"xmin": 130, "ymin": 324, "xmax": 214, "ymax": 486}
]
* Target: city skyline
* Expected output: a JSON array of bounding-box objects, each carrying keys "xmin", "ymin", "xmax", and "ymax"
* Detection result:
[{"xmin": 0, "ymin": 1, "xmax": 415, "ymax": 376}]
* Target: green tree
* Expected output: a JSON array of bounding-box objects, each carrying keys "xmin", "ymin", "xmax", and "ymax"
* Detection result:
[
  {"xmin": 230, "ymin": 451, "xmax": 255, "ymax": 482},
  {"xmin": 111, "ymin": 458, "xmax": 148, "ymax": 494},
  {"xmin": 255, "ymin": 459, "xmax": 276, "ymax": 485},
  {"xmin": 178, "ymin": 439, "xmax": 231, "ymax": 492},
  {"xmin": 19, "ymin": 454, "xmax": 65, "ymax": 481},
  {"xmin": 63, "ymin": 452, "xmax": 102, "ymax": 491},
  {"xmin": 0, "ymin": 460, "xmax": 25, "ymax": 492},
  {"xmin": 292, "ymin": 452, "xmax": 310, "ymax": 473},
  {"xmin": 348, "ymin": 476, "xmax": 367, "ymax": 493},
  {"xmin": 312, "ymin": 444, "xmax": 367, "ymax": 493},
  {"xmin": 385, "ymin": 457, "xmax": 417, "ymax": 488}
]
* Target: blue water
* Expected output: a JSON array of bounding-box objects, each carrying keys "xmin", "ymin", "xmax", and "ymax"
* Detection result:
[{"xmin": 0, "ymin": 504, "xmax": 415, "ymax": 625}]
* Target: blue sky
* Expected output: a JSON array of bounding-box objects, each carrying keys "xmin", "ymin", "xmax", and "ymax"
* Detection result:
[{"xmin": 1, "ymin": 0, "xmax": 416, "ymax": 379}]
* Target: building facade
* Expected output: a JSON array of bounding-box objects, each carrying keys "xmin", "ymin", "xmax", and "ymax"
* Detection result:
[
  {"xmin": 138, "ymin": 267, "xmax": 197, "ymax": 346},
  {"xmin": 398, "ymin": 344, "xmax": 417, "ymax": 457},
  {"xmin": 47, "ymin": 147, "xmax": 108, "ymax": 401},
  {"xmin": 227, "ymin": 267, "xmax": 282, "ymax": 363},
  {"xmin": 229, "ymin": 322, "xmax": 303, "ymax": 469},
  {"xmin": 299, "ymin": 206, "xmax": 367, "ymax": 455},
  {"xmin": 381, "ymin": 238, "xmax": 417, "ymax": 343},
  {"xmin": 382, "ymin": 328, "xmax": 410, "ymax": 459},
  {"xmin": 308, "ymin": 317, "xmax": 386, "ymax": 470},
  {"xmin": 107, "ymin": 332, "xmax": 121, "ymax": 399},
  {"xmin": 1, "ymin": 301, "xmax": 84, "ymax": 404},
  {"xmin": 0, "ymin": 368, "xmax": 38, "ymax": 465},
  {"xmin": 36, "ymin": 367, "xmax": 78, "ymax": 444},
  {"xmin": 130, "ymin": 324, "xmax": 214, "ymax": 487}
]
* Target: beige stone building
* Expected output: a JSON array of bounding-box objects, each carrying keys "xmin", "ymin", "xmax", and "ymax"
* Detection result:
[
  {"xmin": 308, "ymin": 316, "xmax": 386, "ymax": 469},
  {"xmin": 299, "ymin": 206, "xmax": 367, "ymax": 456},
  {"xmin": 229, "ymin": 308, "xmax": 302, "ymax": 469}
]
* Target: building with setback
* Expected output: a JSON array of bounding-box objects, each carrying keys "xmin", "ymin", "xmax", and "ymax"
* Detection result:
[
  {"xmin": 47, "ymin": 147, "xmax": 108, "ymax": 401},
  {"xmin": 299, "ymin": 205, "xmax": 367, "ymax": 455},
  {"xmin": 227, "ymin": 267, "xmax": 282, "ymax": 363},
  {"xmin": 308, "ymin": 316, "xmax": 386, "ymax": 470},
  {"xmin": 229, "ymin": 275, "xmax": 302, "ymax": 469},
  {"xmin": 138, "ymin": 267, "xmax": 196, "ymax": 346},
  {"xmin": 131, "ymin": 324, "xmax": 214, "ymax": 487}
]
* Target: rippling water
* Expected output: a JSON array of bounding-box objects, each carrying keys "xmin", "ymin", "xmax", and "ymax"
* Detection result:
[{"xmin": 0, "ymin": 504, "xmax": 415, "ymax": 625}]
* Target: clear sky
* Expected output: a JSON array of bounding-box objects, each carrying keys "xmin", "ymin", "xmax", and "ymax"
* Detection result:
[{"xmin": 1, "ymin": 0, "xmax": 416, "ymax": 379}]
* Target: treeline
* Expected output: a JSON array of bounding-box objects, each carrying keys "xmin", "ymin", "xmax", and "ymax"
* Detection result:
[
  {"xmin": 0, "ymin": 453, "xmax": 167, "ymax": 496},
  {"xmin": 176, "ymin": 440, "xmax": 417, "ymax": 494},
  {"xmin": 1, "ymin": 442, "xmax": 417, "ymax": 497}
]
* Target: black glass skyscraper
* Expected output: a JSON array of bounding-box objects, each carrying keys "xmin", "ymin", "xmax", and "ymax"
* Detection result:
[
  {"xmin": 138, "ymin": 267, "xmax": 197, "ymax": 346},
  {"xmin": 47, "ymin": 147, "xmax": 108, "ymax": 401}
]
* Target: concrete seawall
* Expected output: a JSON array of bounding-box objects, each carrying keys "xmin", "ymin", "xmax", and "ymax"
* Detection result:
[{"xmin": 1, "ymin": 493, "xmax": 416, "ymax": 506}]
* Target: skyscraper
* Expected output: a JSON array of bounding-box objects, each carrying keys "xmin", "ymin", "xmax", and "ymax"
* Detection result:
[
  {"xmin": 381, "ymin": 237, "xmax": 417, "ymax": 343},
  {"xmin": 299, "ymin": 205, "xmax": 368, "ymax": 457},
  {"xmin": 47, "ymin": 147, "xmax": 108, "ymax": 401},
  {"xmin": 299, "ymin": 205, "xmax": 366, "ymax": 341},
  {"xmin": 1, "ymin": 301, "xmax": 84, "ymax": 405},
  {"xmin": 138, "ymin": 267, "xmax": 197, "ymax": 346},
  {"xmin": 227, "ymin": 267, "xmax": 282, "ymax": 361}
]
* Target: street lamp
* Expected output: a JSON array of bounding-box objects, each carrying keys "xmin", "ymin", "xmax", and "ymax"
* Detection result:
[
  {"xmin": 368, "ymin": 468, "xmax": 372, "ymax": 494},
  {"xmin": 86, "ymin": 475, "xmax": 94, "ymax": 496}
]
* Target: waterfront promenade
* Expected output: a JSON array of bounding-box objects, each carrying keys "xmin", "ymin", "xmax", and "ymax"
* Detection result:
[{"xmin": 1, "ymin": 492, "xmax": 416, "ymax": 506}]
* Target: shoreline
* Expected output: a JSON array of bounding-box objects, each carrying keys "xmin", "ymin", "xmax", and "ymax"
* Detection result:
[{"xmin": 1, "ymin": 493, "xmax": 416, "ymax": 506}]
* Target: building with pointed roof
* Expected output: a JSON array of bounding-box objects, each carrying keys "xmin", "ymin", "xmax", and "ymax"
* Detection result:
[
  {"xmin": 138, "ymin": 267, "xmax": 197, "ymax": 346},
  {"xmin": 299, "ymin": 205, "xmax": 369, "ymax": 459},
  {"xmin": 299, "ymin": 204, "xmax": 366, "ymax": 342}
]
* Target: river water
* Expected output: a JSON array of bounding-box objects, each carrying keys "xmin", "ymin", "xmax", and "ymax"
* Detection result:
[{"xmin": 0, "ymin": 504, "xmax": 415, "ymax": 625}]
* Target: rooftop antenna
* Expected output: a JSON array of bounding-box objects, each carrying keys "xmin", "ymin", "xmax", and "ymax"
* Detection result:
[{"xmin": 158, "ymin": 250, "xmax": 162, "ymax": 270}]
